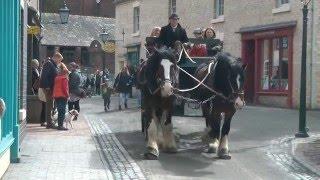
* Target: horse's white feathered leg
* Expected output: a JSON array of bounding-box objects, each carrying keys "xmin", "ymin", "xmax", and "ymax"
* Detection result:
[
  {"xmin": 147, "ymin": 111, "xmax": 159, "ymax": 151},
  {"xmin": 161, "ymin": 111, "xmax": 177, "ymax": 153}
]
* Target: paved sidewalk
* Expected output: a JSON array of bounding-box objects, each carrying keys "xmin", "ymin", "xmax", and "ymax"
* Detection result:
[
  {"xmin": 3, "ymin": 115, "xmax": 111, "ymax": 180},
  {"xmin": 293, "ymin": 135, "xmax": 320, "ymax": 177}
]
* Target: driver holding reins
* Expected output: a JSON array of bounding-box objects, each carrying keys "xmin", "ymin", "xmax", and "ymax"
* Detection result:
[{"xmin": 146, "ymin": 13, "xmax": 189, "ymax": 94}]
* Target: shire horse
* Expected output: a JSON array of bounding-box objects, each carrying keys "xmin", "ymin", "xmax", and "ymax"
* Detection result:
[
  {"xmin": 193, "ymin": 52, "xmax": 246, "ymax": 159},
  {"xmin": 137, "ymin": 47, "xmax": 179, "ymax": 160}
]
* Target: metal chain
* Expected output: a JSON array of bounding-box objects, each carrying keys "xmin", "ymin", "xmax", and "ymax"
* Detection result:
[{"xmin": 173, "ymin": 93, "xmax": 217, "ymax": 109}]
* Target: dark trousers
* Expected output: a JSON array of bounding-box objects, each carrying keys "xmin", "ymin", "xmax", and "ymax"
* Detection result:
[
  {"xmin": 55, "ymin": 98, "xmax": 67, "ymax": 127},
  {"xmin": 103, "ymin": 96, "xmax": 110, "ymax": 108},
  {"xmin": 44, "ymin": 89, "xmax": 54, "ymax": 126},
  {"xmin": 96, "ymin": 86, "xmax": 101, "ymax": 95},
  {"xmin": 40, "ymin": 101, "xmax": 46, "ymax": 124},
  {"xmin": 68, "ymin": 100, "xmax": 80, "ymax": 112}
]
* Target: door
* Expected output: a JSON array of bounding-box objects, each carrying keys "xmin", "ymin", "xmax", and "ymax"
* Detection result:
[{"xmin": 243, "ymin": 40, "xmax": 255, "ymax": 103}]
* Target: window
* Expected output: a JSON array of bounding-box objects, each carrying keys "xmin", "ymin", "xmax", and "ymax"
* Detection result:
[
  {"xmin": 276, "ymin": 0, "xmax": 289, "ymax": 7},
  {"xmin": 260, "ymin": 37, "xmax": 289, "ymax": 91},
  {"xmin": 214, "ymin": 0, "xmax": 224, "ymax": 18},
  {"xmin": 133, "ymin": 6, "xmax": 140, "ymax": 33},
  {"xmin": 169, "ymin": 0, "xmax": 176, "ymax": 16},
  {"xmin": 127, "ymin": 46, "xmax": 140, "ymax": 68}
]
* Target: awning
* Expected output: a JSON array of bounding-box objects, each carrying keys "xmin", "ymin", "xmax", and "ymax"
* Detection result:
[{"xmin": 238, "ymin": 21, "xmax": 297, "ymax": 33}]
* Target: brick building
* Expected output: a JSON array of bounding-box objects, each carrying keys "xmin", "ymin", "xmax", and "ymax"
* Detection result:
[{"xmin": 114, "ymin": 0, "xmax": 320, "ymax": 109}]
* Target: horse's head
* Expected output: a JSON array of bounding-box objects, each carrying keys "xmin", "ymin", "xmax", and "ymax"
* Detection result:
[
  {"xmin": 228, "ymin": 57, "xmax": 247, "ymax": 109},
  {"xmin": 152, "ymin": 47, "xmax": 178, "ymax": 98}
]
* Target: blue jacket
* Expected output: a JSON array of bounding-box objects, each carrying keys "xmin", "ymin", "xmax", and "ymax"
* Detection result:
[{"xmin": 39, "ymin": 59, "xmax": 57, "ymax": 90}]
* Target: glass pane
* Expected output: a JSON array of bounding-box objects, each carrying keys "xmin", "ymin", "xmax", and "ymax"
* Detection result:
[
  {"xmin": 261, "ymin": 40, "xmax": 270, "ymax": 90},
  {"xmin": 270, "ymin": 37, "xmax": 288, "ymax": 90}
]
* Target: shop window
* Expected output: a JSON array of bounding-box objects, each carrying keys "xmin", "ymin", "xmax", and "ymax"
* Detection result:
[{"xmin": 260, "ymin": 37, "xmax": 289, "ymax": 91}]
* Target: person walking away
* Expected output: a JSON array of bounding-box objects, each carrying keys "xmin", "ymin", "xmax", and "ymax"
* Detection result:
[
  {"xmin": 114, "ymin": 66, "xmax": 132, "ymax": 110},
  {"xmin": 95, "ymin": 70, "xmax": 102, "ymax": 95},
  {"xmin": 68, "ymin": 62, "xmax": 82, "ymax": 120},
  {"xmin": 101, "ymin": 72, "xmax": 112, "ymax": 112},
  {"xmin": 39, "ymin": 52, "xmax": 63, "ymax": 129},
  {"xmin": 53, "ymin": 63, "xmax": 70, "ymax": 131},
  {"xmin": 31, "ymin": 59, "xmax": 40, "ymax": 95}
]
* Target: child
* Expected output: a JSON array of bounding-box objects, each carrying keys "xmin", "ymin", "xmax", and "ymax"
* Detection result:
[
  {"xmin": 53, "ymin": 63, "xmax": 70, "ymax": 130},
  {"xmin": 101, "ymin": 74, "xmax": 112, "ymax": 112}
]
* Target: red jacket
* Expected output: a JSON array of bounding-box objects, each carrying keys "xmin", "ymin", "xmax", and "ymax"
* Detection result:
[
  {"xmin": 53, "ymin": 75, "xmax": 69, "ymax": 99},
  {"xmin": 188, "ymin": 44, "xmax": 207, "ymax": 57}
]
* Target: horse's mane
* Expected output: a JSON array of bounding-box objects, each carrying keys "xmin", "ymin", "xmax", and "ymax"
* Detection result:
[{"xmin": 148, "ymin": 47, "xmax": 176, "ymax": 66}]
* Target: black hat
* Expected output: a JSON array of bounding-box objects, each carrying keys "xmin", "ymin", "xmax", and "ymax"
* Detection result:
[{"xmin": 169, "ymin": 13, "xmax": 179, "ymax": 20}]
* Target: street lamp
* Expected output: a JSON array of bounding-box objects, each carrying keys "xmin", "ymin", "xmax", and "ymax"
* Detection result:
[
  {"xmin": 100, "ymin": 28, "xmax": 109, "ymax": 73},
  {"xmin": 295, "ymin": 0, "xmax": 312, "ymax": 138},
  {"xmin": 59, "ymin": 1, "xmax": 70, "ymax": 24}
]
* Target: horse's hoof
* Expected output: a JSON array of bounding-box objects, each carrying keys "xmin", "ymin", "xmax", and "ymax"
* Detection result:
[
  {"xmin": 218, "ymin": 148, "xmax": 231, "ymax": 160},
  {"xmin": 207, "ymin": 146, "xmax": 217, "ymax": 154},
  {"xmin": 144, "ymin": 147, "xmax": 159, "ymax": 160}
]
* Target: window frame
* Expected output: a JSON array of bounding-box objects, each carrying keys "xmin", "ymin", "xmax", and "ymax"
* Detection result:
[
  {"xmin": 169, "ymin": 0, "xmax": 177, "ymax": 16},
  {"xmin": 133, "ymin": 6, "xmax": 140, "ymax": 33},
  {"xmin": 276, "ymin": 0, "xmax": 290, "ymax": 8},
  {"xmin": 214, "ymin": 0, "xmax": 224, "ymax": 18}
]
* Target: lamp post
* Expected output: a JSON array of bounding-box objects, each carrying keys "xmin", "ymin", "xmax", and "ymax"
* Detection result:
[
  {"xmin": 295, "ymin": 0, "xmax": 312, "ymax": 138},
  {"xmin": 100, "ymin": 28, "xmax": 109, "ymax": 73},
  {"xmin": 59, "ymin": 0, "xmax": 70, "ymax": 24}
]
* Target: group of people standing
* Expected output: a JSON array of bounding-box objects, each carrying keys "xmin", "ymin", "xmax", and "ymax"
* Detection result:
[{"xmin": 31, "ymin": 52, "xmax": 83, "ymax": 131}]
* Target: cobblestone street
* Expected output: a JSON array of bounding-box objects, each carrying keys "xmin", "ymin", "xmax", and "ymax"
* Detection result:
[{"xmin": 3, "ymin": 97, "xmax": 320, "ymax": 180}]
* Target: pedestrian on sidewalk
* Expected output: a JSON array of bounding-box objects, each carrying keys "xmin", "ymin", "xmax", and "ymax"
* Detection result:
[
  {"xmin": 95, "ymin": 70, "xmax": 102, "ymax": 95},
  {"xmin": 114, "ymin": 66, "xmax": 132, "ymax": 110},
  {"xmin": 101, "ymin": 71, "xmax": 112, "ymax": 112},
  {"xmin": 68, "ymin": 62, "xmax": 83, "ymax": 120},
  {"xmin": 53, "ymin": 63, "xmax": 70, "ymax": 131},
  {"xmin": 31, "ymin": 59, "xmax": 40, "ymax": 95},
  {"xmin": 39, "ymin": 52, "xmax": 62, "ymax": 129}
]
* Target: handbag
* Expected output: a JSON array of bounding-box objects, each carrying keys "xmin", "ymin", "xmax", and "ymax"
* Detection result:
[{"xmin": 38, "ymin": 88, "xmax": 47, "ymax": 102}]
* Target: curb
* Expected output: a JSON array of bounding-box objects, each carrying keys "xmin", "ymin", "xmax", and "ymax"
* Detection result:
[{"xmin": 291, "ymin": 135, "xmax": 320, "ymax": 177}]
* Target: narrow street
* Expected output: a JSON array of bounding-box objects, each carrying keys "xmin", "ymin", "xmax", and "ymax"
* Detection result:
[{"xmin": 82, "ymin": 97, "xmax": 320, "ymax": 180}]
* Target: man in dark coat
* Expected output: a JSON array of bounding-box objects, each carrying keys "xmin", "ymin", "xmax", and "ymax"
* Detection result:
[
  {"xmin": 39, "ymin": 52, "xmax": 62, "ymax": 129},
  {"xmin": 146, "ymin": 14, "xmax": 189, "ymax": 94},
  {"xmin": 157, "ymin": 14, "xmax": 189, "ymax": 49}
]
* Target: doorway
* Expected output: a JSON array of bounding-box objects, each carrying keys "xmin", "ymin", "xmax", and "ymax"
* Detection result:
[{"xmin": 243, "ymin": 40, "xmax": 255, "ymax": 104}]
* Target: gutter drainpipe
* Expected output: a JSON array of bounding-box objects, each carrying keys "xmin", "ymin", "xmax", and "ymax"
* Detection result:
[{"xmin": 310, "ymin": 0, "xmax": 318, "ymax": 109}]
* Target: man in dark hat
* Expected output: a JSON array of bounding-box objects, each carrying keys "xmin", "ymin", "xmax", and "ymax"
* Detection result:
[{"xmin": 157, "ymin": 13, "xmax": 189, "ymax": 49}]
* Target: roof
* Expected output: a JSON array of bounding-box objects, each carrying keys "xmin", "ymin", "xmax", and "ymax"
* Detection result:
[
  {"xmin": 41, "ymin": 13, "xmax": 115, "ymax": 47},
  {"xmin": 238, "ymin": 21, "xmax": 297, "ymax": 33}
]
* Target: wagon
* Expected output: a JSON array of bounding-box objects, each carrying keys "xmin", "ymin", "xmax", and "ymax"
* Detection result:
[{"xmin": 141, "ymin": 37, "xmax": 223, "ymax": 134}]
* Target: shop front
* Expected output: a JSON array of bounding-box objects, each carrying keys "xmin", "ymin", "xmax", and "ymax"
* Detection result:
[{"xmin": 240, "ymin": 21, "xmax": 296, "ymax": 108}]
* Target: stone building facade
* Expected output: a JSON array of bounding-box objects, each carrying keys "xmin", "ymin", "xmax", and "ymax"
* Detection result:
[{"xmin": 114, "ymin": 0, "xmax": 320, "ymax": 109}]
